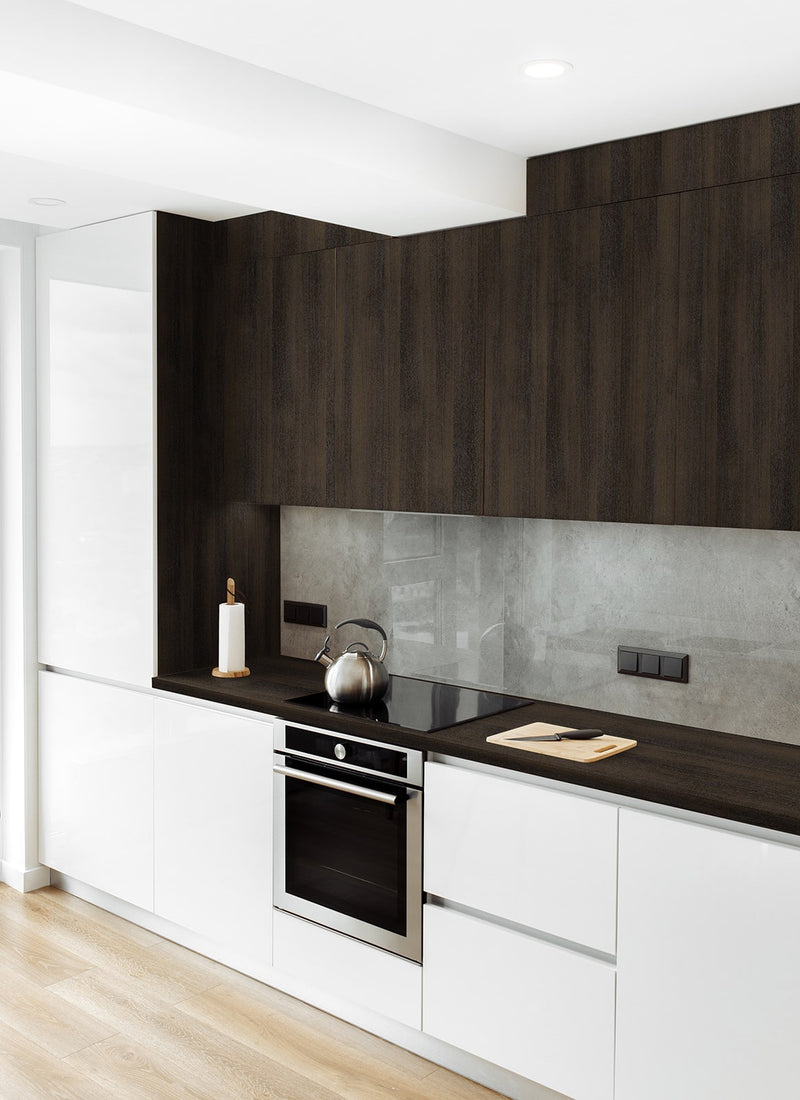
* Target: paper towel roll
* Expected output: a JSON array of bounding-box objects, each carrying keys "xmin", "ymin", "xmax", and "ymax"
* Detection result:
[{"xmin": 218, "ymin": 601, "xmax": 246, "ymax": 673}]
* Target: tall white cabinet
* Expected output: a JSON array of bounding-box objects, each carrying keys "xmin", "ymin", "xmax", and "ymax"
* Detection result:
[{"xmin": 36, "ymin": 212, "xmax": 155, "ymax": 687}]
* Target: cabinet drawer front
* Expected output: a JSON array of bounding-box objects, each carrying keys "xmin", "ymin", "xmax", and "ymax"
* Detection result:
[
  {"xmin": 423, "ymin": 905, "xmax": 615, "ymax": 1100},
  {"xmin": 424, "ymin": 762, "xmax": 618, "ymax": 953},
  {"xmin": 273, "ymin": 910, "xmax": 421, "ymax": 1030}
]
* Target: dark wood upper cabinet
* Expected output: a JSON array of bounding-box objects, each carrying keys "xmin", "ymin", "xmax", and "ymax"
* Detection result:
[
  {"xmin": 334, "ymin": 237, "xmax": 400, "ymax": 511},
  {"xmin": 389, "ymin": 224, "xmax": 488, "ymax": 516},
  {"xmin": 485, "ymin": 197, "xmax": 679, "ymax": 523},
  {"xmin": 334, "ymin": 224, "xmax": 488, "ymax": 516},
  {"xmin": 265, "ymin": 248, "xmax": 337, "ymax": 506},
  {"xmin": 676, "ymin": 175, "xmax": 800, "ymax": 529},
  {"xmin": 218, "ymin": 212, "xmax": 384, "ymax": 505},
  {"xmin": 187, "ymin": 114, "xmax": 800, "ymax": 535}
]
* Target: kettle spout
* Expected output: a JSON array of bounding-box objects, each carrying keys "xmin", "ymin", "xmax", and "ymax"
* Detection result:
[{"xmin": 314, "ymin": 635, "xmax": 334, "ymax": 668}]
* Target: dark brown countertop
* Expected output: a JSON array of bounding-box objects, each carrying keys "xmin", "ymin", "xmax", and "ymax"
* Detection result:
[{"xmin": 154, "ymin": 657, "xmax": 800, "ymax": 838}]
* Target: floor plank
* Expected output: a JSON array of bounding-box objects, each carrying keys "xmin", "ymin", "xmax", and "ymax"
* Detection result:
[
  {"xmin": 0, "ymin": 957, "xmax": 116, "ymax": 1058},
  {"xmin": 0, "ymin": 912, "xmax": 93, "ymax": 987},
  {"xmin": 0, "ymin": 1019, "xmax": 111, "ymax": 1100},
  {"xmin": 52, "ymin": 967, "xmax": 345, "ymax": 1100},
  {"xmin": 64, "ymin": 1034, "xmax": 227, "ymax": 1100}
]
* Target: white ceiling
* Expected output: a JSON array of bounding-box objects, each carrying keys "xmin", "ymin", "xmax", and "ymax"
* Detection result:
[{"xmin": 3, "ymin": 0, "xmax": 800, "ymax": 235}]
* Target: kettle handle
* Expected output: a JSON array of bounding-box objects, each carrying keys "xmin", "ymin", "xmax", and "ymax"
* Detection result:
[{"xmin": 335, "ymin": 618, "xmax": 388, "ymax": 662}]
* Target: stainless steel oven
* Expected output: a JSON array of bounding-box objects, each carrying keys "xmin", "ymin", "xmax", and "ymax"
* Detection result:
[{"xmin": 273, "ymin": 719, "xmax": 424, "ymax": 963}]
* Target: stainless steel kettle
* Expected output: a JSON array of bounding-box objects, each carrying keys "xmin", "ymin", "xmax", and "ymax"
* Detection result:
[{"xmin": 314, "ymin": 618, "xmax": 389, "ymax": 705}]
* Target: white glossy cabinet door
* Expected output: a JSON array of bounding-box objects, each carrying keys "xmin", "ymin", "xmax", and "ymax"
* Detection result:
[
  {"xmin": 424, "ymin": 905, "xmax": 615, "ymax": 1100},
  {"xmin": 39, "ymin": 671, "xmax": 154, "ymax": 910},
  {"xmin": 616, "ymin": 809, "xmax": 800, "ymax": 1100},
  {"xmin": 154, "ymin": 698, "xmax": 272, "ymax": 966},
  {"xmin": 37, "ymin": 212, "xmax": 155, "ymax": 687},
  {"xmin": 424, "ymin": 762, "xmax": 618, "ymax": 953}
]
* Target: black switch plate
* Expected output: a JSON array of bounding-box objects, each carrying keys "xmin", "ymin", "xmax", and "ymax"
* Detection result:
[
  {"xmin": 284, "ymin": 600, "xmax": 327, "ymax": 628},
  {"xmin": 618, "ymin": 645, "xmax": 689, "ymax": 683}
]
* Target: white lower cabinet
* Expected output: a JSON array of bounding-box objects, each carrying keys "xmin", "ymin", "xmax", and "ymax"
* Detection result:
[
  {"xmin": 616, "ymin": 809, "xmax": 800, "ymax": 1100},
  {"xmin": 424, "ymin": 905, "xmax": 615, "ymax": 1100},
  {"xmin": 39, "ymin": 670, "xmax": 154, "ymax": 910},
  {"xmin": 423, "ymin": 761, "xmax": 617, "ymax": 1100},
  {"xmin": 154, "ymin": 698, "xmax": 272, "ymax": 966}
]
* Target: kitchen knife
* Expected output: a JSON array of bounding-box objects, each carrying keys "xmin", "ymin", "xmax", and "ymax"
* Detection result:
[{"xmin": 508, "ymin": 728, "xmax": 604, "ymax": 742}]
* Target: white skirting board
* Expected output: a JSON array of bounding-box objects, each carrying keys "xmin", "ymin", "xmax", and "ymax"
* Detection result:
[
  {"xmin": 1, "ymin": 861, "xmax": 51, "ymax": 893},
  {"xmin": 46, "ymin": 872, "xmax": 566, "ymax": 1100}
]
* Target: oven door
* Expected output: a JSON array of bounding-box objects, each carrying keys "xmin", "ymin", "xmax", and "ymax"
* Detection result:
[{"xmin": 273, "ymin": 752, "xmax": 422, "ymax": 962}]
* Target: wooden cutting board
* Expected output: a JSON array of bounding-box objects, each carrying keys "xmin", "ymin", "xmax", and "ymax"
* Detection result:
[{"xmin": 487, "ymin": 722, "xmax": 636, "ymax": 763}]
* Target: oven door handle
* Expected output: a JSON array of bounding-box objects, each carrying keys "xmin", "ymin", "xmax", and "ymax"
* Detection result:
[{"xmin": 273, "ymin": 764, "xmax": 401, "ymax": 805}]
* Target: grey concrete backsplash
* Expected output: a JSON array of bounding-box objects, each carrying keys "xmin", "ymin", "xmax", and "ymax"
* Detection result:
[{"xmin": 280, "ymin": 507, "xmax": 800, "ymax": 744}]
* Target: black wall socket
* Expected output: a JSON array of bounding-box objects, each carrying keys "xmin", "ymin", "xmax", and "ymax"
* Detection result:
[
  {"xmin": 284, "ymin": 600, "xmax": 327, "ymax": 628},
  {"xmin": 618, "ymin": 645, "xmax": 689, "ymax": 683}
]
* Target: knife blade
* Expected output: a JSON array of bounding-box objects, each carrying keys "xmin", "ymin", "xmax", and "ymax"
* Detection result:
[{"xmin": 508, "ymin": 728, "xmax": 604, "ymax": 742}]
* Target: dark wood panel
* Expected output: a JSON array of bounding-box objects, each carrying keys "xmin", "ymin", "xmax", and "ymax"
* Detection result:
[
  {"xmin": 484, "ymin": 217, "xmax": 545, "ymax": 516},
  {"xmin": 333, "ymin": 237, "xmax": 401, "ymax": 510},
  {"xmin": 214, "ymin": 220, "xmax": 270, "ymax": 503},
  {"xmin": 486, "ymin": 198, "xmax": 679, "ymax": 523},
  {"xmin": 265, "ymin": 249, "xmax": 337, "ymax": 505},
  {"xmin": 156, "ymin": 212, "xmax": 214, "ymax": 674},
  {"xmin": 527, "ymin": 102, "xmax": 800, "ymax": 215},
  {"xmin": 388, "ymin": 225, "xmax": 488, "ymax": 515},
  {"xmin": 222, "ymin": 210, "xmax": 385, "ymax": 262},
  {"xmin": 157, "ymin": 214, "xmax": 282, "ymax": 673},
  {"xmin": 676, "ymin": 175, "xmax": 800, "ymax": 529},
  {"xmin": 217, "ymin": 212, "xmax": 384, "ymax": 503}
]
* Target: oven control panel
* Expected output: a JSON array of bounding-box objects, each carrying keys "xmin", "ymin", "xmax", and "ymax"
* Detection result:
[{"xmin": 276, "ymin": 721, "xmax": 423, "ymax": 786}]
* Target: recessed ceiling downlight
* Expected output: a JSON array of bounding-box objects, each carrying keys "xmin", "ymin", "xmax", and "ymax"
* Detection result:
[
  {"xmin": 28, "ymin": 196, "xmax": 67, "ymax": 206},
  {"xmin": 523, "ymin": 59, "xmax": 573, "ymax": 79}
]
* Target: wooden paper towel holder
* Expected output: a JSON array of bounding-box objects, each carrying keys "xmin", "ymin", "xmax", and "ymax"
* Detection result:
[{"xmin": 212, "ymin": 578, "xmax": 251, "ymax": 678}]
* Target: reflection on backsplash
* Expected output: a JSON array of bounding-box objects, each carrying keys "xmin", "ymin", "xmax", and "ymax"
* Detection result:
[{"xmin": 280, "ymin": 507, "xmax": 800, "ymax": 744}]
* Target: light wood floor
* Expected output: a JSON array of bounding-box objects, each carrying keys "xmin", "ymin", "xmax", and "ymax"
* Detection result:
[{"xmin": 0, "ymin": 884, "xmax": 505, "ymax": 1099}]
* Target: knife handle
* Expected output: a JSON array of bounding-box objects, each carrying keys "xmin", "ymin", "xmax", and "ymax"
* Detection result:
[{"xmin": 564, "ymin": 728, "xmax": 604, "ymax": 740}]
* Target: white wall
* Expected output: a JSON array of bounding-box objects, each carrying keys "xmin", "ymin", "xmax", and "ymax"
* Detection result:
[{"xmin": 0, "ymin": 218, "xmax": 49, "ymax": 890}]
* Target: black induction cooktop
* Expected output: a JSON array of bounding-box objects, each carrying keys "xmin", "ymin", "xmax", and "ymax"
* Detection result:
[{"xmin": 289, "ymin": 675, "xmax": 532, "ymax": 733}]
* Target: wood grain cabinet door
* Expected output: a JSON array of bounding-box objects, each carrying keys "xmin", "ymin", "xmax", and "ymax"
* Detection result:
[
  {"xmin": 676, "ymin": 175, "xmax": 800, "ymax": 529},
  {"xmin": 389, "ymin": 224, "xmax": 489, "ymax": 516},
  {"xmin": 333, "ymin": 237, "xmax": 400, "ymax": 511},
  {"xmin": 334, "ymin": 225, "xmax": 489, "ymax": 515},
  {"xmin": 266, "ymin": 248, "xmax": 337, "ymax": 506},
  {"xmin": 485, "ymin": 197, "xmax": 679, "ymax": 523}
]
